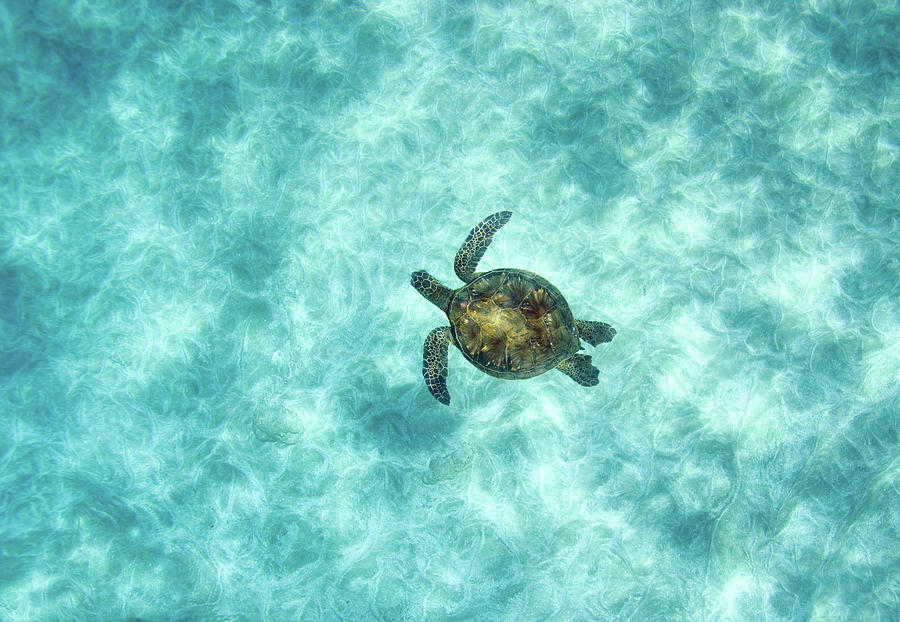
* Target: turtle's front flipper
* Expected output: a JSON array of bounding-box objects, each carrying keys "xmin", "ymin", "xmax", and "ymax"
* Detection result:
[
  {"xmin": 423, "ymin": 326, "xmax": 452, "ymax": 405},
  {"xmin": 575, "ymin": 320, "xmax": 616, "ymax": 346},
  {"xmin": 557, "ymin": 354, "xmax": 599, "ymax": 386},
  {"xmin": 454, "ymin": 211, "xmax": 512, "ymax": 283}
]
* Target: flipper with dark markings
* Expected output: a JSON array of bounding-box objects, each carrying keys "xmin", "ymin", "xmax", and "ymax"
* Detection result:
[
  {"xmin": 454, "ymin": 211, "xmax": 512, "ymax": 283},
  {"xmin": 575, "ymin": 320, "xmax": 617, "ymax": 346},
  {"xmin": 557, "ymin": 354, "xmax": 599, "ymax": 386},
  {"xmin": 423, "ymin": 326, "xmax": 451, "ymax": 404}
]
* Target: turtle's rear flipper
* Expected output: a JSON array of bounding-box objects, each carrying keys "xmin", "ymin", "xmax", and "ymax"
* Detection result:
[
  {"xmin": 575, "ymin": 320, "xmax": 616, "ymax": 346},
  {"xmin": 423, "ymin": 326, "xmax": 451, "ymax": 405},
  {"xmin": 557, "ymin": 354, "xmax": 599, "ymax": 386},
  {"xmin": 454, "ymin": 211, "xmax": 512, "ymax": 283}
]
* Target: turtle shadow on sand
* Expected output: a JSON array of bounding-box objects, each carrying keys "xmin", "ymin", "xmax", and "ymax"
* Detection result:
[
  {"xmin": 411, "ymin": 211, "xmax": 617, "ymax": 405},
  {"xmin": 328, "ymin": 366, "xmax": 462, "ymax": 456}
]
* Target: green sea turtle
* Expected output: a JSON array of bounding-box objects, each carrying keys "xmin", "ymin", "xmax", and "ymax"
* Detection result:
[{"xmin": 411, "ymin": 211, "xmax": 616, "ymax": 405}]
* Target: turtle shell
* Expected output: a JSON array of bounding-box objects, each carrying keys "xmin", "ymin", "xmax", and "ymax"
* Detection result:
[{"xmin": 448, "ymin": 269, "xmax": 580, "ymax": 379}]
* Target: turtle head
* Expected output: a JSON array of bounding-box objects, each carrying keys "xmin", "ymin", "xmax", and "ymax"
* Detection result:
[{"xmin": 411, "ymin": 270, "xmax": 453, "ymax": 313}]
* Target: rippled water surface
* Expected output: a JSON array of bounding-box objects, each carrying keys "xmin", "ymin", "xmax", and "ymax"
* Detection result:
[{"xmin": 2, "ymin": 1, "xmax": 899, "ymax": 620}]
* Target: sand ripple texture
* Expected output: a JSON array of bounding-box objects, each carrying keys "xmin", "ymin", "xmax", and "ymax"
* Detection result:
[{"xmin": 1, "ymin": 1, "xmax": 898, "ymax": 620}]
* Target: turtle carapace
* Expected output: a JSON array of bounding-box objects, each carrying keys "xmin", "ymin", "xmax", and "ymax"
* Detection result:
[{"xmin": 411, "ymin": 211, "xmax": 616, "ymax": 405}]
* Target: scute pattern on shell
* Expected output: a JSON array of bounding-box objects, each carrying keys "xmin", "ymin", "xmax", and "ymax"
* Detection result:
[{"xmin": 449, "ymin": 269, "xmax": 580, "ymax": 379}]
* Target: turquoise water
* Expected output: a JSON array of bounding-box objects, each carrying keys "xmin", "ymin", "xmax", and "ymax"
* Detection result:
[{"xmin": 2, "ymin": 0, "xmax": 899, "ymax": 619}]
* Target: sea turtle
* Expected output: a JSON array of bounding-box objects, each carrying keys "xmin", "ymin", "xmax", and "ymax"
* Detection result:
[{"xmin": 411, "ymin": 211, "xmax": 616, "ymax": 405}]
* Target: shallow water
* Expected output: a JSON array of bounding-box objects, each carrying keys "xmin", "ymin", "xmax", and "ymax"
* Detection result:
[{"xmin": 2, "ymin": 1, "xmax": 899, "ymax": 620}]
